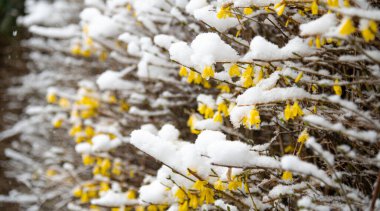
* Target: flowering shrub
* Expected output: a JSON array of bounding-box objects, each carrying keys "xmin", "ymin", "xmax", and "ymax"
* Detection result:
[{"xmin": 4, "ymin": 0, "xmax": 380, "ymax": 210}]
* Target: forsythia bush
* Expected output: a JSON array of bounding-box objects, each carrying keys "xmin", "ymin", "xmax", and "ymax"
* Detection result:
[{"xmin": 7, "ymin": 0, "xmax": 380, "ymax": 210}]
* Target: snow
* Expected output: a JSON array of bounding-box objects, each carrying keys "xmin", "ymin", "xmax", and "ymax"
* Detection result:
[
  {"xmin": 207, "ymin": 140, "xmax": 251, "ymax": 166},
  {"xmin": 214, "ymin": 199, "xmax": 238, "ymax": 211},
  {"xmin": 158, "ymin": 124, "xmax": 180, "ymax": 142},
  {"xmin": 169, "ymin": 41, "xmax": 194, "ymax": 67},
  {"xmin": 229, "ymin": 105, "xmax": 252, "ymax": 128},
  {"xmin": 197, "ymin": 94, "xmax": 216, "ymax": 108},
  {"xmin": 29, "ymin": 25, "xmax": 80, "ymax": 39},
  {"xmin": 303, "ymin": 115, "xmax": 378, "ymax": 143},
  {"xmin": 139, "ymin": 180, "xmax": 171, "ymax": 204},
  {"xmin": 281, "ymin": 155, "xmax": 335, "ymax": 186},
  {"xmin": 130, "ymin": 130, "xmax": 179, "ymax": 166},
  {"xmin": 154, "ymin": 35, "xmax": 179, "ymax": 49},
  {"xmin": 75, "ymin": 142, "xmax": 92, "ymax": 154},
  {"xmin": 256, "ymin": 71, "xmax": 281, "ymax": 90},
  {"xmin": 268, "ymin": 182, "xmax": 307, "ymax": 198},
  {"xmin": 189, "ymin": 33, "xmax": 239, "ymax": 66},
  {"xmin": 194, "ymin": 119, "xmax": 221, "ymax": 130},
  {"xmin": 193, "ymin": 6, "xmax": 239, "ymax": 32},
  {"xmin": 169, "ymin": 33, "xmax": 239, "ymax": 67},
  {"xmin": 305, "ymin": 137, "xmax": 335, "ymax": 166},
  {"xmin": 92, "ymin": 134, "xmax": 122, "ymax": 152},
  {"xmin": 97, "ymin": 70, "xmax": 143, "ymax": 90},
  {"xmin": 91, "ymin": 190, "xmax": 138, "ymax": 207},
  {"xmin": 243, "ymin": 36, "xmax": 314, "ymax": 61},
  {"xmin": 80, "ymin": 8, "xmax": 121, "ymax": 38},
  {"xmin": 336, "ymin": 7, "xmax": 380, "ymax": 21},
  {"xmin": 234, "ymin": 0, "xmax": 281, "ymax": 7},
  {"xmin": 236, "ymin": 87, "xmax": 311, "ymax": 106},
  {"xmin": 299, "ymin": 14, "xmax": 338, "ymax": 36},
  {"xmin": 185, "ymin": 0, "xmax": 208, "ymax": 14},
  {"xmin": 298, "ymin": 196, "xmax": 330, "ymax": 211}
]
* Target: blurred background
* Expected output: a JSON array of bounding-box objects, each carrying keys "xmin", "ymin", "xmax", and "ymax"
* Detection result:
[{"xmin": 0, "ymin": 1, "xmax": 26, "ymax": 210}]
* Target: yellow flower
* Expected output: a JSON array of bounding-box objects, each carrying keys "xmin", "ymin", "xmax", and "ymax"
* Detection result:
[
  {"xmin": 254, "ymin": 68, "xmax": 264, "ymax": 84},
  {"xmin": 99, "ymin": 50, "xmax": 108, "ymax": 62},
  {"xmin": 188, "ymin": 193, "xmax": 199, "ymax": 209},
  {"xmin": 58, "ymin": 97, "xmax": 71, "ymax": 109},
  {"xmin": 242, "ymin": 76, "xmax": 253, "ymax": 88},
  {"xmin": 369, "ymin": 20, "xmax": 378, "ymax": 33},
  {"xmin": 243, "ymin": 7, "xmax": 253, "ymax": 15},
  {"xmin": 294, "ymin": 71, "xmax": 303, "ymax": 83},
  {"xmin": 179, "ymin": 201, "xmax": 189, "ymax": 211},
  {"xmin": 71, "ymin": 44, "xmax": 81, "ymax": 55},
  {"xmin": 120, "ymin": 100, "xmax": 130, "ymax": 112},
  {"xmin": 81, "ymin": 49, "xmax": 91, "ymax": 58},
  {"xmin": 69, "ymin": 124, "xmax": 82, "ymax": 136},
  {"xmin": 201, "ymin": 66, "xmax": 214, "ymax": 79},
  {"xmin": 333, "ymin": 79, "xmax": 342, "ymax": 96},
  {"xmin": 343, "ymin": 0, "xmax": 350, "ymax": 7},
  {"xmin": 284, "ymin": 102, "xmax": 292, "ymax": 121},
  {"xmin": 135, "ymin": 206, "xmax": 145, "ymax": 211},
  {"xmin": 339, "ymin": 18, "xmax": 356, "ymax": 36},
  {"xmin": 100, "ymin": 182, "xmax": 110, "ymax": 192},
  {"xmin": 204, "ymin": 107, "xmax": 214, "ymax": 119},
  {"xmin": 126, "ymin": 189, "xmax": 136, "ymax": 199},
  {"xmin": 194, "ymin": 72, "xmax": 203, "ymax": 84},
  {"xmin": 85, "ymin": 126, "xmax": 95, "ymax": 137},
  {"xmin": 216, "ymin": 5, "xmax": 233, "ymax": 19},
  {"xmin": 202, "ymin": 80, "xmax": 211, "ymax": 89},
  {"xmin": 311, "ymin": 0, "xmax": 318, "ymax": 15},
  {"xmin": 327, "ymin": 0, "xmax": 339, "ymax": 7},
  {"xmin": 187, "ymin": 71, "xmax": 195, "ymax": 83},
  {"xmin": 111, "ymin": 160, "xmax": 122, "ymax": 175},
  {"xmin": 80, "ymin": 191, "xmax": 89, "ymax": 203},
  {"xmin": 362, "ymin": 28, "xmax": 375, "ymax": 42},
  {"xmin": 228, "ymin": 179, "xmax": 242, "ymax": 191},
  {"xmin": 53, "ymin": 119, "xmax": 63, "ymax": 128},
  {"xmin": 282, "ymin": 171, "xmax": 293, "ymax": 181},
  {"xmin": 129, "ymin": 169, "xmax": 135, "ymax": 178},
  {"xmin": 174, "ymin": 188, "xmax": 187, "ymax": 203},
  {"xmin": 198, "ymin": 104, "xmax": 207, "ymax": 115},
  {"xmin": 46, "ymin": 92, "xmax": 57, "ymax": 104},
  {"xmin": 108, "ymin": 95, "xmax": 118, "ymax": 104},
  {"xmin": 187, "ymin": 114, "xmax": 195, "ymax": 127},
  {"xmin": 80, "ymin": 109, "xmax": 96, "ymax": 119},
  {"xmin": 361, "ymin": 20, "xmax": 377, "ymax": 42},
  {"xmin": 297, "ymin": 129, "xmax": 309, "ymax": 144},
  {"xmin": 247, "ymin": 107, "xmax": 261, "ymax": 128},
  {"xmin": 101, "ymin": 158, "xmax": 111, "ymax": 176},
  {"xmin": 274, "ymin": 2, "xmax": 286, "ymax": 16},
  {"xmin": 200, "ymin": 188, "xmax": 215, "ymax": 204},
  {"xmin": 214, "ymin": 179, "xmax": 226, "ymax": 191},
  {"xmin": 82, "ymin": 154, "xmax": 95, "ymax": 166},
  {"xmin": 235, "ymin": 29, "xmax": 241, "ymax": 37},
  {"xmin": 291, "ymin": 101, "xmax": 304, "ymax": 118},
  {"xmin": 242, "ymin": 65, "xmax": 253, "ymax": 78},
  {"xmin": 308, "ymin": 37, "xmax": 314, "ymax": 47},
  {"xmin": 179, "ymin": 66, "xmax": 188, "ymax": 77},
  {"xmin": 192, "ymin": 180, "xmax": 207, "ymax": 191},
  {"xmin": 217, "ymin": 83, "xmax": 230, "ymax": 93},
  {"xmin": 315, "ymin": 36, "xmax": 322, "ymax": 48},
  {"xmin": 217, "ymin": 102, "xmax": 229, "ymax": 116},
  {"xmin": 72, "ymin": 186, "xmax": 82, "ymax": 198},
  {"xmin": 46, "ymin": 169, "xmax": 57, "ymax": 177},
  {"xmin": 213, "ymin": 111, "xmax": 223, "ymax": 123},
  {"xmin": 284, "ymin": 145, "xmax": 294, "ymax": 153},
  {"xmin": 86, "ymin": 37, "xmax": 94, "ymax": 46},
  {"xmin": 147, "ymin": 205, "xmax": 158, "ymax": 211}
]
